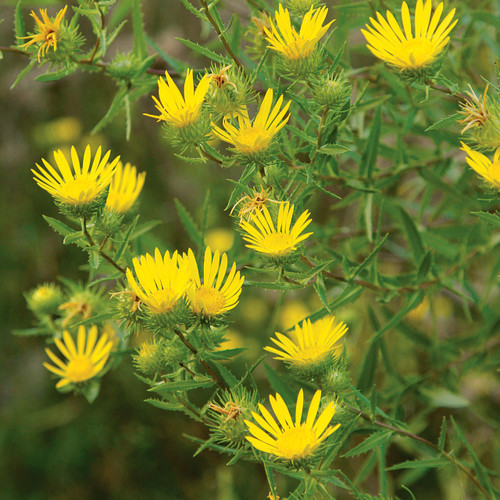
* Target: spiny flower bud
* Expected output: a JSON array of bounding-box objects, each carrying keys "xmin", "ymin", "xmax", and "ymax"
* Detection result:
[
  {"xmin": 205, "ymin": 64, "xmax": 252, "ymax": 118},
  {"xmin": 133, "ymin": 339, "xmax": 164, "ymax": 377},
  {"xmin": 284, "ymin": 0, "xmax": 321, "ymax": 17},
  {"xmin": 26, "ymin": 283, "xmax": 64, "ymax": 317},
  {"xmin": 311, "ymin": 72, "xmax": 352, "ymax": 114},
  {"xmin": 459, "ymin": 84, "xmax": 500, "ymax": 150}
]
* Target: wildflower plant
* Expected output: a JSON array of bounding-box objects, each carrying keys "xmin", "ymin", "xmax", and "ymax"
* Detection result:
[{"xmin": 6, "ymin": 0, "xmax": 500, "ymax": 498}]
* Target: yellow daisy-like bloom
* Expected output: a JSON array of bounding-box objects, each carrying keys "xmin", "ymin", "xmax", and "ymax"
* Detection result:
[
  {"xmin": 361, "ymin": 0, "xmax": 457, "ymax": 70},
  {"xmin": 32, "ymin": 145, "xmax": 120, "ymax": 206},
  {"xmin": 461, "ymin": 142, "xmax": 500, "ymax": 189},
  {"xmin": 245, "ymin": 389, "xmax": 340, "ymax": 460},
  {"xmin": 105, "ymin": 161, "xmax": 146, "ymax": 213},
  {"xmin": 19, "ymin": 6, "xmax": 68, "ymax": 62},
  {"xmin": 264, "ymin": 4, "xmax": 334, "ymax": 60},
  {"xmin": 186, "ymin": 247, "xmax": 244, "ymax": 318},
  {"xmin": 265, "ymin": 316, "xmax": 348, "ymax": 367},
  {"xmin": 126, "ymin": 248, "xmax": 191, "ymax": 315},
  {"xmin": 43, "ymin": 325, "xmax": 113, "ymax": 388},
  {"xmin": 212, "ymin": 89, "xmax": 290, "ymax": 155},
  {"xmin": 239, "ymin": 202, "xmax": 312, "ymax": 258},
  {"xmin": 145, "ymin": 69, "xmax": 212, "ymax": 128}
]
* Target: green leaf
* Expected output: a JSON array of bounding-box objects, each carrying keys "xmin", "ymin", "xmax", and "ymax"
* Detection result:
[
  {"xmin": 398, "ymin": 207, "xmax": 425, "ymax": 264},
  {"xmin": 425, "ymin": 112, "xmax": 460, "ymax": 131},
  {"xmin": 35, "ymin": 65, "xmax": 77, "ymax": 82},
  {"xmin": 174, "ymin": 198, "xmax": 203, "ymax": 248},
  {"xmin": 471, "ymin": 211, "xmax": 500, "ymax": 227},
  {"xmin": 145, "ymin": 398, "xmax": 184, "ymax": 411},
  {"xmin": 132, "ymin": 219, "xmax": 162, "ymax": 239},
  {"xmin": 263, "ymin": 363, "xmax": 297, "ymax": 406},
  {"xmin": 149, "ymin": 378, "xmax": 214, "ymax": 396},
  {"xmin": 114, "ymin": 214, "xmax": 139, "ymax": 261},
  {"xmin": 387, "ymin": 458, "xmax": 449, "ymax": 471},
  {"xmin": 132, "ymin": 0, "xmax": 147, "ymax": 59},
  {"xmin": 177, "ymin": 38, "xmax": 231, "ymax": 64},
  {"xmin": 80, "ymin": 379, "xmax": 101, "ymax": 403},
  {"xmin": 10, "ymin": 59, "xmax": 37, "ymax": 89},
  {"xmin": 416, "ymin": 251, "xmax": 432, "ymax": 283},
  {"xmin": 14, "ymin": 1, "xmax": 25, "ymax": 39},
  {"xmin": 371, "ymin": 291, "xmax": 425, "ymax": 341},
  {"xmin": 88, "ymin": 248, "xmax": 101, "ymax": 269},
  {"xmin": 92, "ymin": 86, "xmax": 128, "ymax": 134},
  {"xmin": 319, "ymin": 144, "xmax": 351, "ymax": 155},
  {"xmin": 343, "ymin": 431, "xmax": 392, "ymax": 458},
  {"xmin": 359, "ymin": 106, "xmax": 381, "ymax": 178},
  {"xmin": 350, "ymin": 234, "xmax": 389, "ymax": 280},
  {"xmin": 211, "ymin": 361, "xmax": 238, "ymax": 387},
  {"xmin": 13, "ymin": 327, "xmax": 51, "ymax": 337},
  {"xmin": 438, "ymin": 417, "xmax": 447, "ymax": 451},
  {"xmin": 43, "ymin": 216, "xmax": 74, "ymax": 239},
  {"xmin": 421, "ymin": 387, "xmax": 469, "ymax": 408},
  {"xmin": 357, "ymin": 338, "xmax": 379, "ymax": 393}
]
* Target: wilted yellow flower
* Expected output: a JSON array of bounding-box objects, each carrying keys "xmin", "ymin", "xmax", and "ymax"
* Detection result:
[
  {"xmin": 44, "ymin": 325, "xmax": 113, "ymax": 388},
  {"xmin": 461, "ymin": 142, "xmax": 500, "ymax": 189},
  {"xmin": 19, "ymin": 6, "xmax": 68, "ymax": 62},
  {"xmin": 265, "ymin": 4, "xmax": 333, "ymax": 60},
  {"xmin": 105, "ymin": 162, "xmax": 146, "ymax": 213},
  {"xmin": 126, "ymin": 249, "xmax": 191, "ymax": 314},
  {"xmin": 239, "ymin": 202, "xmax": 312, "ymax": 258},
  {"xmin": 245, "ymin": 389, "xmax": 340, "ymax": 460},
  {"xmin": 145, "ymin": 69, "xmax": 211, "ymax": 128},
  {"xmin": 361, "ymin": 0, "xmax": 457, "ymax": 70},
  {"xmin": 32, "ymin": 145, "xmax": 119, "ymax": 206},
  {"xmin": 185, "ymin": 247, "xmax": 244, "ymax": 318},
  {"xmin": 212, "ymin": 89, "xmax": 290, "ymax": 155},
  {"xmin": 266, "ymin": 316, "xmax": 348, "ymax": 367}
]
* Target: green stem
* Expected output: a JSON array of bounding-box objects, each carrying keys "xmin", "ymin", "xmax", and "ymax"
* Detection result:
[
  {"xmin": 81, "ymin": 217, "xmax": 126, "ymax": 274},
  {"xmin": 198, "ymin": 0, "xmax": 245, "ymax": 74},
  {"xmin": 173, "ymin": 328, "xmax": 227, "ymax": 390},
  {"xmin": 345, "ymin": 403, "xmax": 494, "ymax": 500}
]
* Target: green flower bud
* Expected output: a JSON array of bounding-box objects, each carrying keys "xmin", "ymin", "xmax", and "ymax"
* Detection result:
[
  {"xmin": 26, "ymin": 283, "xmax": 64, "ymax": 317},
  {"xmin": 133, "ymin": 339, "xmax": 164, "ymax": 377}
]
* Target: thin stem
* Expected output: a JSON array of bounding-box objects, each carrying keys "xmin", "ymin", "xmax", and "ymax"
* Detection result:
[
  {"xmin": 173, "ymin": 328, "xmax": 227, "ymax": 390},
  {"xmin": 309, "ymin": 108, "xmax": 329, "ymax": 167},
  {"xmin": 345, "ymin": 403, "xmax": 494, "ymax": 500},
  {"xmin": 81, "ymin": 217, "xmax": 126, "ymax": 274},
  {"xmin": 199, "ymin": 0, "xmax": 245, "ymax": 74}
]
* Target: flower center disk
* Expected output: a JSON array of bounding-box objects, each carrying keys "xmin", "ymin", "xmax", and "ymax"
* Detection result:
[{"xmin": 275, "ymin": 425, "xmax": 318, "ymax": 460}]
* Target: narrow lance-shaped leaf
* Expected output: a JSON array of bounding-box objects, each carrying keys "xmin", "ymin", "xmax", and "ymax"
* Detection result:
[{"xmin": 359, "ymin": 106, "xmax": 381, "ymax": 178}]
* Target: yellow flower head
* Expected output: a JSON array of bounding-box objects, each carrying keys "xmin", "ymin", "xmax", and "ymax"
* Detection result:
[
  {"xmin": 361, "ymin": 0, "xmax": 457, "ymax": 70},
  {"xmin": 105, "ymin": 161, "xmax": 146, "ymax": 213},
  {"xmin": 265, "ymin": 316, "xmax": 348, "ymax": 367},
  {"xmin": 239, "ymin": 202, "xmax": 312, "ymax": 258},
  {"xmin": 264, "ymin": 4, "xmax": 334, "ymax": 60},
  {"xmin": 186, "ymin": 247, "xmax": 244, "ymax": 318},
  {"xmin": 461, "ymin": 142, "xmax": 500, "ymax": 190},
  {"xmin": 245, "ymin": 389, "xmax": 340, "ymax": 460},
  {"xmin": 212, "ymin": 89, "xmax": 290, "ymax": 156},
  {"xmin": 145, "ymin": 69, "xmax": 212, "ymax": 128},
  {"xmin": 126, "ymin": 248, "xmax": 191, "ymax": 315},
  {"xmin": 43, "ymin": 325, "xmax": 113, "ymax": 388},
  {"xmin": 19, "ymin": 6, "xmax": 68, "ymax": 62},
  {"xmin": 32, "ymin": 145, "xmax": 120, "ymax": 206}
]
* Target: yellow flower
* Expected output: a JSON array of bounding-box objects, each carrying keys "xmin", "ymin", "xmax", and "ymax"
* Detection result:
[
  {"xmin": 186, "ymin": 247, "xmax": 244, "ymax": 318},
  {"xmin": 19, "ymin": 6, "xmax": 68, "ymax": 62},
  {"xmin": 212, "ymin": 89, "xmax": 290, "ymax": 155},
  {"xmin": 264, "ymin": 4, "xmax": 333, "ymax": 60},
  {"xmin": 239, "ymin": 202, "xmax": 312, "ymax": 258},
  {"xmin": 126, "ymin": 248, "xmax": 191, "ymax": 314},
  {"xmin": 145, "ymin": 69, "xmax": 211, "ymax": 128},
  {"xmin": 265, "ymin": 316, "xmax": 348, "ymax": 367},
  {"xmin": 32, "ymin": 144, "xmax": 120, "ymax": 206},
  {"xmin": 43, "ymin": 325, "xmax": 113, "ymax": 388},
  {"xmin": 245, "ymin": 389, "xmax": 340, "ymax": 460},
  {"xmin": 105, "ymin": 161, "xmax": 146, "ymax": 213},
  {"xmin": 461, "ymin": 142, "xmax": 500, "ymax": 189},
  {"xmin": 361, "ymin": 0, "xmax": 457, "ymax": 70}
]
